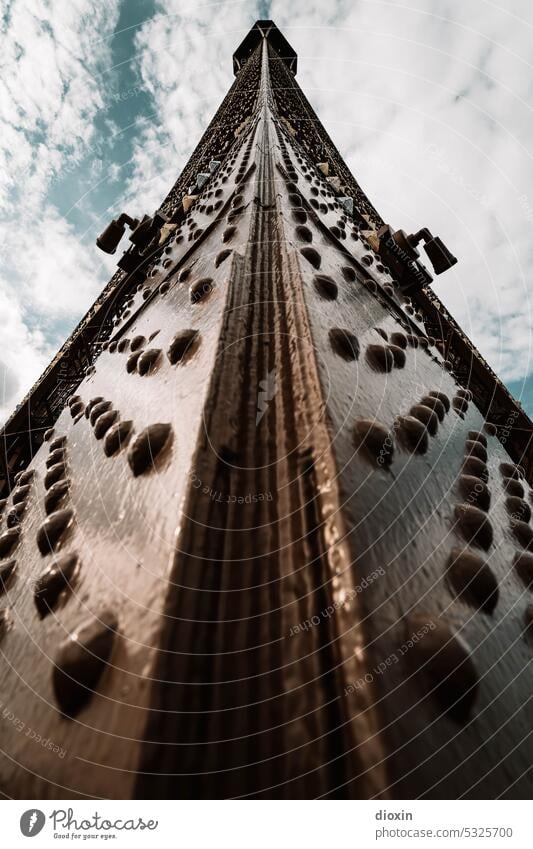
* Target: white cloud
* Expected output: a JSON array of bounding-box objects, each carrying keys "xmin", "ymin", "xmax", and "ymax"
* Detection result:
[
  {"xmin": 268, "ymin": 0, "xmax": 533, "ymax": 381},
  {"xmin": 0, "ymin": 0, "xmax": 121, "ymax": 424},
  {"xmin": 1, "ymin": 0, "xmax": 533, "ymax": 426},
  {"xmin": 121, "ymin": 1, "xmax": 262, "ymax": 215},
  {"xmin": 0, "ymin": 285, "xmax": 49, "ymax": 424}
]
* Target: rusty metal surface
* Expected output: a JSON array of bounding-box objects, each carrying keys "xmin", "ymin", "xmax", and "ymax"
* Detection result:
[{"xmin": 1, "ymin": 23, "xmax": 533, "ymax": 800}]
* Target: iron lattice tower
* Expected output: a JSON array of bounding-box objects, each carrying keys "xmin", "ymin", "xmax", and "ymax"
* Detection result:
[{"xmin": 1, "ymin": 21, "xmax": 532, "ymax": 799}]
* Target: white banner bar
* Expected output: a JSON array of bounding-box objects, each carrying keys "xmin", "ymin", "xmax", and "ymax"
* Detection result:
[{"xmin": 2, "ymin": 800, "xmax": 529, "ymax": 847}]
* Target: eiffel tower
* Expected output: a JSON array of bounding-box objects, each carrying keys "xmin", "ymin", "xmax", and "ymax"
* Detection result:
[{"xmin": 1, "ymin": 21, "xmax": 532, "ymax": 800}]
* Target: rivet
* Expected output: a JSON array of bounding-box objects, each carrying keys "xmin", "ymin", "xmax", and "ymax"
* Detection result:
[
  {"xmin": 126, "ymin": 351, "xmax": 141, "ymax": 373},
  {"xmin": 514, "ymin": 551, "xmax": 533, "ymax": 587},
  {"xmin": 453, "ymin": 396, "xmax": 469, "ymax": 415},
  {"xmin": 103, "ymin": 421, "xmax": 133, "ymax": 457},
  {"xmin": 366, "ymin": 344, "xmax": 394, "ymax": 372},
  {"xmin": 215, "ymin": 249, "xmax": 232, "ymax": 267},
  {"xmin": 222, "ymin": 226, "xmax": 237, "ymax": 242},
  {"xmin": 404, "ymin": 614, "xmax": 478, "ymax": 721},
  {"xmin": 390, "ymin": 332, "xmax": 407, "ymax": 349},
  {"xmin": 388, "ymin": 344, "xmax": 406, "ymax": 368},
  {"xmin": 127, "ymin": 423, "xmax": 173, "ymax": 476},
  {"xmin": 6, "ymin": 504, "xmax": 26, "ymax": 528},
  {"xmin": 503, "ymin": 478, "xmax": 524, "ymax": 498},
  {"xmin": 44, "ymin": 480, "xmax": 70, "ymax": 515},
  {"xmin": 291, "ymin": 209, "xmax": 307, "ymax": 225},
  {"xmin": 300, "ymin": 246, "xmax": 321, "ymax": 269},
  {"xmin": 447, "ymin": 547, "xmax": 498, "ymax": 613},
  {"xmin": 505, "ymin": 496, "xmax": 531, "ymax": 523},
  {"xmin": 409, "ymin": 404, "xmax": 439, "ymax": 436},
  {"xmin": 90, "ymin": 401, "xmax": 112, "ymax": 426},
  {"xmin": 85, "ymin": 398, "xmax": 104, "ymax": 419},
  {"xmin": 190, "ymin": 278, "xmax": 214, "ymax": 303},
  {"xmin": 137, "ymin": 348, "xmax": 162, "ymax": 376},
  {"xmin": 295, "ymin": 225, "xmax": 312, "ymax": 243},
  {"xmin": 0, "ymin": 529, "xmax": 20, "ymax": 558},
  {"xmin": 458, "ymin": 474, "xmax": 491, "ymax": 512},
  {"xmin": 500, "ymin": 462, "xmax": 520, "ymax": 480},
  {"xmin": 94, "ymin": 410, "xmax": 119, "ymax": 440},
  {"xmin": 314, "ymin": 275, "xmax": 338, "ymax": 300},
  {"xmin": 70, "ymin": 400, "xmax": 84, "ymax": 418},
  {"xmin": 43, "ymin": 428, "xmax": 55, "ymax": 442},
  {"xmin": 462, "ymin": 457, "xmax": 488, "ymax": 482},
  {"xmin": 167, "ymin": 329, "xmax": 200, "ymax": 365},
  {"xmin": 428, "ymin": 390, "xmax": 451, "ymax": 413},
  {"xmin": 44, "ymin": 462, "xmax": 68, "ymax": 490},
  {"xmin": 130, "ymin": 336, "xmax": 146, "ymax": 352},
  {"xmin": 419, "ymin": 395, "xmax": 446, "ymax": 422},
  {"xmin": 510, "ymin": 518, "xmax": 533, "ymax": 550},
  {"xmin": 0, "ymin": 560, "xmax": 17, "ymax": 595},
  {"xmin": 12, "ymin": 485, "xmax": 31, "ymax": 505},
  {"xmin": 353, "ymin": 419, "xmax": 393, "ymax": 468},
  {"xmin": 464, "ymin": 440, "xmax": 487, "ymax": 464},
  {"xmin": 341, "ymin": 266, "xmax": 356, "ymax": 283},
  {"xmin": 46, "ymin": 449, "xmax": 66, "ymax": 469},
  {"xmin": 329, "ymin": 328, "xmax": 360, "ymax": 361},
  {"xmin": 36, "ymin": 510, "xmax": 74, "ymax": 555},
  {"xmin": 52, "ymin": 609, "xmax": 118, "ymax": 716},
  {"xmin": 454, "ymin": 504, "xmax": 493, "ymax": 550},
  {"xmin": 396, "ymin": 415, "xmax": 429, "ymax": 454},
  {"xmin": 0, "ymin": 608, "xmax": 12, "ymax": 641},
  {"xmin": 34, "ymin": 553, "xmax": 80, "ymax": 618}
]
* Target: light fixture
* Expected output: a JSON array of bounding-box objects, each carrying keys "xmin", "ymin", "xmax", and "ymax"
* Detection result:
[
  {"xmin": 407, "ymin": 228, "xmax": 457, "ymax": 275},
  {"xmin": 96, "ymin": 213, "xmax": 139, "ymax": 254}
]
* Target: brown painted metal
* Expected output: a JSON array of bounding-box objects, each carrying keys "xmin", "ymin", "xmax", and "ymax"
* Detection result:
[{"xmin": 0, "ymin": 23, "xmax": 532, "ymax": 800}]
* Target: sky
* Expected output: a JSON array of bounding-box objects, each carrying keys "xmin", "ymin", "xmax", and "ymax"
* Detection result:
[{"xmin": 1, "ymin": 0, "xmax": 532, "ymax": 424}]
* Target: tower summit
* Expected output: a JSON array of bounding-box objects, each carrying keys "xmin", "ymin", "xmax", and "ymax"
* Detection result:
[{"xmin": 0, "ymin": 21, "xmax": 532, "ymax": 799}]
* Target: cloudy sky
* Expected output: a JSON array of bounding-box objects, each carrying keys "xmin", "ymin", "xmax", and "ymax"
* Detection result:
[{"xmin": 1, "ymin": 0, "xmax": 532, "ymax": 424}]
